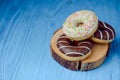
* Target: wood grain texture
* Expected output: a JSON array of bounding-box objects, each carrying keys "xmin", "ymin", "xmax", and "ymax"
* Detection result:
[{"xmin": 0, "ymin": 0, "xmax": 120, "ymax": 80}]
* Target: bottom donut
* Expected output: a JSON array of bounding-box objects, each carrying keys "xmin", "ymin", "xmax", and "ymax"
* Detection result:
[{"xmin": 50, "ymin": 28, "xmax": 110, "ymax": 71}]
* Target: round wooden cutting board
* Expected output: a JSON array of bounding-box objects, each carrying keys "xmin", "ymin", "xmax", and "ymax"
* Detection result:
[{"xmin": 50, "ymin": 28, "xmax": 110, "ymax": 71}]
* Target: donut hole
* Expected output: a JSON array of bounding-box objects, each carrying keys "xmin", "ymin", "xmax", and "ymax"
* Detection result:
[{"xmin": 76, "ymin": 22, "xmax": 84, "ymax": 27}]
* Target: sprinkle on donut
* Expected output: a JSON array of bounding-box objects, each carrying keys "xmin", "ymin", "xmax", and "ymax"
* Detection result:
[
  {"xmin": 63, "ymin": 10, "xmax": 98, "ymax": 41},
  {"xmin": 57, "ymin": 35, "xmax": 93, "ymax": 57}
]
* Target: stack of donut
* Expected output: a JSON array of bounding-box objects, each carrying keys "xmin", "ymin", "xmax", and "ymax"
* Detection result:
[{"xmin": 50, "ymin": 10, "xmax": 115, "ymax": 71}]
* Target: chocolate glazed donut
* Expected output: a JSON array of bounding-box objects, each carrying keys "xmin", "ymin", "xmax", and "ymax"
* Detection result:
[
  {"xmin": 91, "ymin": 21, "xmax": 115, "ymax": 43},
  {"xmin": 57, "ymin": 35, "xmax": 93, "ymax": 57}
]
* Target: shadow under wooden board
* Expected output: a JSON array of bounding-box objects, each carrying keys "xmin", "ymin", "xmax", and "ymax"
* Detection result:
[{"xmin": 50, "ymin": 28, "xmax": 110, "ymax": 71}]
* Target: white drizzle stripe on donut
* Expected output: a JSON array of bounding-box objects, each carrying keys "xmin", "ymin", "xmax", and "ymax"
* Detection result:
[
  {"xmin": 57, "ymin": 41, "xmax": 70, "ymax": 44},
  {"xmin": 78, "ymin": 41, "xmax": 92, "ymax": 46},
  {"xmin": 102, "ymin": 22, "xmax": 114, "ymax": 39},
  {"xmin": 59, "ymin": 46, "xmax": 91, "ymax": 51},
  {"xmin": 65, "ymin": 52, "xmax": 84, "ymax": 56},
  {"xmin": 105, "ymin": 31, "xmax": 109, "ymax": 40},
  {"xmin": 98, "ymin": 30, "xmax": 103, "ymax": 40},
  {"xmin": 59, "ymin": 36, "xmax": 67, "ymax": 39}
]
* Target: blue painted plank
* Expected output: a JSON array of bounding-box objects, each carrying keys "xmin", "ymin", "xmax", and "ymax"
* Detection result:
[{"xmin": 0, "ymin": 0, "xmax": 120, "ymax": 80}]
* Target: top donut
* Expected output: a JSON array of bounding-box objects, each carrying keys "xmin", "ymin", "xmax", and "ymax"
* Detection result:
[{"xmin": 63, "ymin": 10, "xmax": 98, "ymax": 41}]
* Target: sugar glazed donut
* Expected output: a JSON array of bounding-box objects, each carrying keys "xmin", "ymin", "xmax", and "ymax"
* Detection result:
[
  {"xmin": 63, "ymin": 10, "xmax": 98, "ymax": 41},
  {"xmin": 91, "ymin": 21, "xmax": 115, "ymax": 43},
  {"xmin": 57, "ymin": 34, "xmax": 93, "ymax": 61}
]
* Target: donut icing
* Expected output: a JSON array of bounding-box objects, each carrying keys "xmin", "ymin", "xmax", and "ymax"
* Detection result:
[
  {"xmin": 63, "ymin": 10, "xmax": 98, "ymax": 41},
  {"xmin": 57, "ymin": 35, "xmax": 93, "ymax": 57},
  {"xmin": 92, "ymin": 21, "xmax": 115, "ymax": 41}
]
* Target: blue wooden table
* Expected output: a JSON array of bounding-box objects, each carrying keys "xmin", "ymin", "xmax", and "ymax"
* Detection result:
[{"xmin": 0, "ymin": 0, "xmax": 120, "ymax": 80}]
